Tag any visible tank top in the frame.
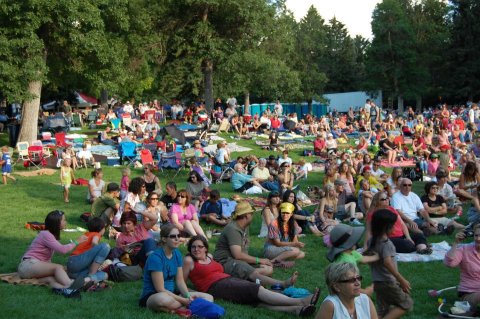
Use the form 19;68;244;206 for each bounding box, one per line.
323;294;371;319
144;175;157;194
188;258;230;292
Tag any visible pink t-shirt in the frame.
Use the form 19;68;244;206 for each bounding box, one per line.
444;243;480;293
120;176;130;191
169;204;197;224
116;223;150;249
22;231;76;262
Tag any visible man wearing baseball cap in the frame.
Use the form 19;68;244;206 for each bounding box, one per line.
213;201;298;288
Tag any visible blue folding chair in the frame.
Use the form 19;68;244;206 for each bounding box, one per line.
158;151;181;178
110;118;121;130
119;142;138;167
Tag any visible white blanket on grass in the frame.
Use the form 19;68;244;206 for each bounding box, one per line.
396;241;451;263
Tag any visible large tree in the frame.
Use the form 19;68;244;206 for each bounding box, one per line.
0;0;152;143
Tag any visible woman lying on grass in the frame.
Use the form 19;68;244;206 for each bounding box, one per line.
18;210;88;298
183;235;319;317
139;224;213;317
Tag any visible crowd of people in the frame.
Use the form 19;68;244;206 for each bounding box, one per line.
9;97;480;318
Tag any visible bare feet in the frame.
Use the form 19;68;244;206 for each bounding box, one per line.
284;271;299;287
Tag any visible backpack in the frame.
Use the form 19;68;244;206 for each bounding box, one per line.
188;298;225;319
106;264;143;282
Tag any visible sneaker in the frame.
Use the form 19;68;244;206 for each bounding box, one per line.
52;288;81;299
350;219;363;226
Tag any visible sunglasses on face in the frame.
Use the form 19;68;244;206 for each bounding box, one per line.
338;275;363;284
403;184;412;187
178;195;187;198
150;197;159;200
191;245;205;250
380;197;389;201
168;234;181;239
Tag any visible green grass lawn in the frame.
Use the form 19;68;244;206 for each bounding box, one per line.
0;130;465;318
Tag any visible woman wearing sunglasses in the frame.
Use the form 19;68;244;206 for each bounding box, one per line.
364;191;431;255
18;211;88;297
169;189;206;238
139;225;213;316
184;235;318;317
316;262;377;319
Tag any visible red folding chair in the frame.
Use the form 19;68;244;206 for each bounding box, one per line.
140;149;154;166
25;146;47;169
144;110;156;121
55;132;71;148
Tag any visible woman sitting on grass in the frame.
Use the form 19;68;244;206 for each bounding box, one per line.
264;203;305;268
183;235;319;317
169;189;207;238
139;225;213;316
18;210;88;297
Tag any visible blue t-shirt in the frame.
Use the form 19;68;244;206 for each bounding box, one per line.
141;248;183;299
231;172;253;190
199;200;223;219
2;153;12;173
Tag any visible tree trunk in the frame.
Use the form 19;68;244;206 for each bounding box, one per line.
397;95;404;113
244;92;250;114
416;95;422;112
100;89;108;107
204;60;214;111
18;80;42;144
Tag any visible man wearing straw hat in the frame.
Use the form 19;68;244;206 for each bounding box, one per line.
213;201;299;288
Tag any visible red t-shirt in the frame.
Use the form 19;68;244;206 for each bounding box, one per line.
271;118;281;129
313;139;326;150
71;232;101;256
367;206;404;238
189;258;230;292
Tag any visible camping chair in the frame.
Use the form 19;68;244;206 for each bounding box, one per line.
140;149;154;166
55;132;71;148
71;113;83;127
15;141;30;165
142;143;158;160
87;111;98;124
155;111;164;123
32;140;52;159
122;113;133;129
119;141;138;167
110;118;121;131
158;152;182;178
218;118;230;133
26;146;47;169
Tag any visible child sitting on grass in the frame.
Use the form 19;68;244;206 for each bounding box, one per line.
327;224;378;296
1;146;16;185
67;217;110;284
366;209;413;319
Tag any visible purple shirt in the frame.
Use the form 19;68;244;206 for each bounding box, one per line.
444;243;480;293
22;231;75;262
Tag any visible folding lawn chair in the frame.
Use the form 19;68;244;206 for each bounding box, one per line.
55;132;71;148
71;113;83;127
15;141;30;165
122;113;133;129
110;118;121;131
142;143;158;160
140;149;154;166
144;110;156;121
158;152;182;178
32;140;52;159
218;118;230;133
26;146;47;169
87;111;98;124
119;141;139;167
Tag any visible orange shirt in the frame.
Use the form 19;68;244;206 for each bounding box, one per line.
70;232;101;256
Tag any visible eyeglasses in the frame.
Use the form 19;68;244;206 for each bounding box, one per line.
150;197;159;200
338;275;363;284
191;245;205;250
190;176;197;179
281;212;292;215
431;187;439;190
179;195;187;198
168;234;181;239
402;184;412;187
380;197;389;201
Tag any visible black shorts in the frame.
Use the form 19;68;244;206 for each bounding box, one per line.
235;182;254;193
138;292;156;308
208;277;261;304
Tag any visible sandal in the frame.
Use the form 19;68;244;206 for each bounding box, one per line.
310;287;321;306
298;305;316;317
273;260;295;269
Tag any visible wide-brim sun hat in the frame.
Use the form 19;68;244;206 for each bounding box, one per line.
327;224;365;262
232;201;254;220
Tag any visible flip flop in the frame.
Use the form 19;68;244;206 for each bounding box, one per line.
298;305;316;317
310;287;321;306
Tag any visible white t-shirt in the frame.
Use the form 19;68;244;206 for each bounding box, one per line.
469;108;475;123
323;294;371;319
123;103;134;113
278;157;292;166
391;191;423;220
371;167;385;178
274;103;283;116
364;103;371;113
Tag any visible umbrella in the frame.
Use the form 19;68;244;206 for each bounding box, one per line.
164;124;186;146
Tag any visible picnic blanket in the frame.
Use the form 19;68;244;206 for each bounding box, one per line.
203;142;252;154
0;273;48;287
242;196;320;211
14;168;56;177
396;241;450;263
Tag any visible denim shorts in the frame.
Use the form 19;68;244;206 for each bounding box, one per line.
18;258;40;279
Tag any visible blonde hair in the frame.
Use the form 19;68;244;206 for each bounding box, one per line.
122;168;131;176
